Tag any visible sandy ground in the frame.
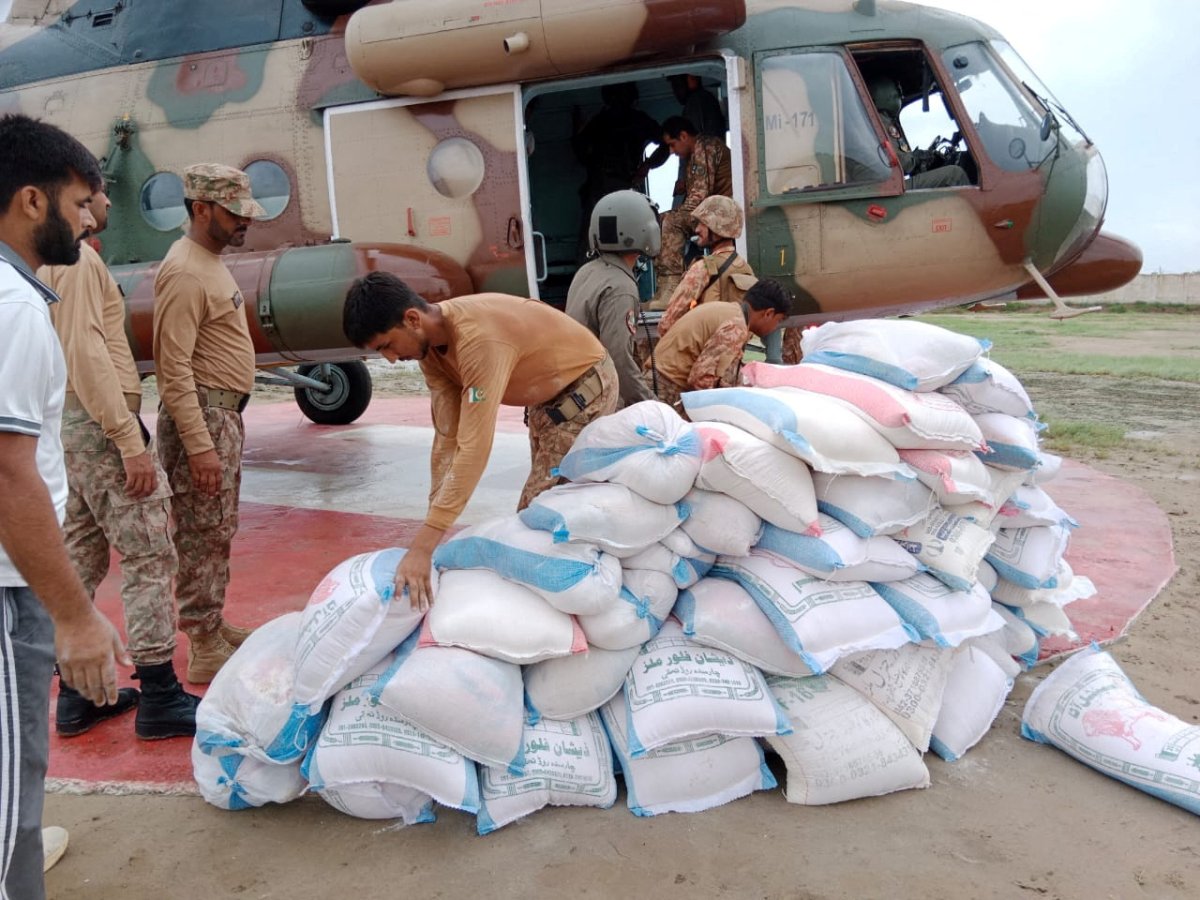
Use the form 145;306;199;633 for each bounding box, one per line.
45;337;1200;900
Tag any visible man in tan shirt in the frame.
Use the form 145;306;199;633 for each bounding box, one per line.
41;186;198;738
644;279;791;414
343;273;619;611
152;163;265;683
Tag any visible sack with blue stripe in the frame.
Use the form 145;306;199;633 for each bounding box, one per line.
433;514;622;616
303;657;477;823
195;612;324;765
191;743;306;811
554;399;701;504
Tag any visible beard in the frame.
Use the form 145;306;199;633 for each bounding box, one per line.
208;212;248;249
33;199;82;266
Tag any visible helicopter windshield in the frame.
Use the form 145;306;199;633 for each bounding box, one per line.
942;42;1057;172
990;40;1091;148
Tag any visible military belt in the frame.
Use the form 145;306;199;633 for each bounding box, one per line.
544;360;606;425
63;392;141;415
197;385;250;414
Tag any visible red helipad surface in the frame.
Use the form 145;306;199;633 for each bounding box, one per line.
45;397;1177;794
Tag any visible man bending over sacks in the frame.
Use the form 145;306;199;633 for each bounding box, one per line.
343;273;618;611
643;278;790;414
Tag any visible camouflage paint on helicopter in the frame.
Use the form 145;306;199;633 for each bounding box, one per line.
0;0;1141;423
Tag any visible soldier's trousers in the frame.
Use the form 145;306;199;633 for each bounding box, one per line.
519;355;619;510
157;407;244;638
62;413;178;665
656;208;695;278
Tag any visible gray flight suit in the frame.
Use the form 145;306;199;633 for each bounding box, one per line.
565;254;655;408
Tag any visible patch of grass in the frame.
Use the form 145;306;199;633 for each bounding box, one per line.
988;352;1200;382
1038;418;1127;455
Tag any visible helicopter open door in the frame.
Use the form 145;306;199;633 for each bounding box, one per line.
324;85;529;297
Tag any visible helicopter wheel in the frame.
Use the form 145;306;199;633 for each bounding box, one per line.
293;361;373;425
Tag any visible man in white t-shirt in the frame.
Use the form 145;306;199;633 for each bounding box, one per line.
0;113;130;900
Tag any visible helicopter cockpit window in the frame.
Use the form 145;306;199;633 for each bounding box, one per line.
990;41;1089;147
427;137;486;199
245;160;291;220
943;42;1057;172
758;51;891;195
139;172;187;232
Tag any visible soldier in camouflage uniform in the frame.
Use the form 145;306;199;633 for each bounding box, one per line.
652;116;733;307
154;163;266;683
643;279;791;416
657;195;757;336
40;186;199;739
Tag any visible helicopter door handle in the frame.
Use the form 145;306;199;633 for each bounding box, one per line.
532;230;548;282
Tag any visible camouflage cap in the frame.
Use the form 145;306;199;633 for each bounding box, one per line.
183;163;267;219
693;194;743;240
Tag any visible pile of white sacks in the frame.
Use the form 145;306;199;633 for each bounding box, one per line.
192;318;1101;832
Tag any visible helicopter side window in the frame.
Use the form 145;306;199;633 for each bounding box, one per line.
139;172;187;232
758;51;891;195
244;160;291;220
943;42;1057;172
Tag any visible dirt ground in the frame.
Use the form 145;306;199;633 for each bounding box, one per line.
45;328;1200;900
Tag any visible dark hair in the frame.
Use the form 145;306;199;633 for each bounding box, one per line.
0;114;102;212
343;271;431;347
661;116;697;140
745;279;793;317
184;197;198;220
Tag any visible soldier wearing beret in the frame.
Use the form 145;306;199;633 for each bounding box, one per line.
152;163;265;683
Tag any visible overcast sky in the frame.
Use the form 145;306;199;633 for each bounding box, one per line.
924;0;1198;273
3;0;1193;271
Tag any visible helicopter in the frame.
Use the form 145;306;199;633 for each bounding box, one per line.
0;0;1141;423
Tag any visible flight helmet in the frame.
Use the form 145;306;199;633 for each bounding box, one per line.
590;190;661;257
693;194;743;240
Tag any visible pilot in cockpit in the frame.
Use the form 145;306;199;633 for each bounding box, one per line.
869;75;970;189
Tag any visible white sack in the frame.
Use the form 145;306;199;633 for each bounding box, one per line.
986;524;1072;590
1022;645;1200;816
711;552;914;673
306;662;477;819
742;361;984;450
681;386;911;478
929;646;1014;761
554;399;702;504
432;514;622;615
519;481;685;557
694;421;820;535
601;691;777;816
989;602;1041;669
371;632;525;773
893;507;995;592
996;484;1078;529
812;470;934;538
974;412;1042;471
872;574;1002;648
990;558;1094;609
661;528;717;583
192;744;307;811
899;449;994;506
679;488;763;556
765;674;930;804
939;357;1036;419
623;621;790;756
674;578;814;678
196;612;322;765
421;568;587;664
799;319;988;391
524;645;640;721
577;568;675;650
831;643;956;752
756;516;923;583
476;713;616;834
293;548;430;714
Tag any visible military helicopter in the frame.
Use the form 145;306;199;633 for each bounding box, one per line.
0;0;1141;423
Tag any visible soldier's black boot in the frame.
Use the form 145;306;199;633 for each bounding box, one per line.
55;679;139;737
134;662;200;741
